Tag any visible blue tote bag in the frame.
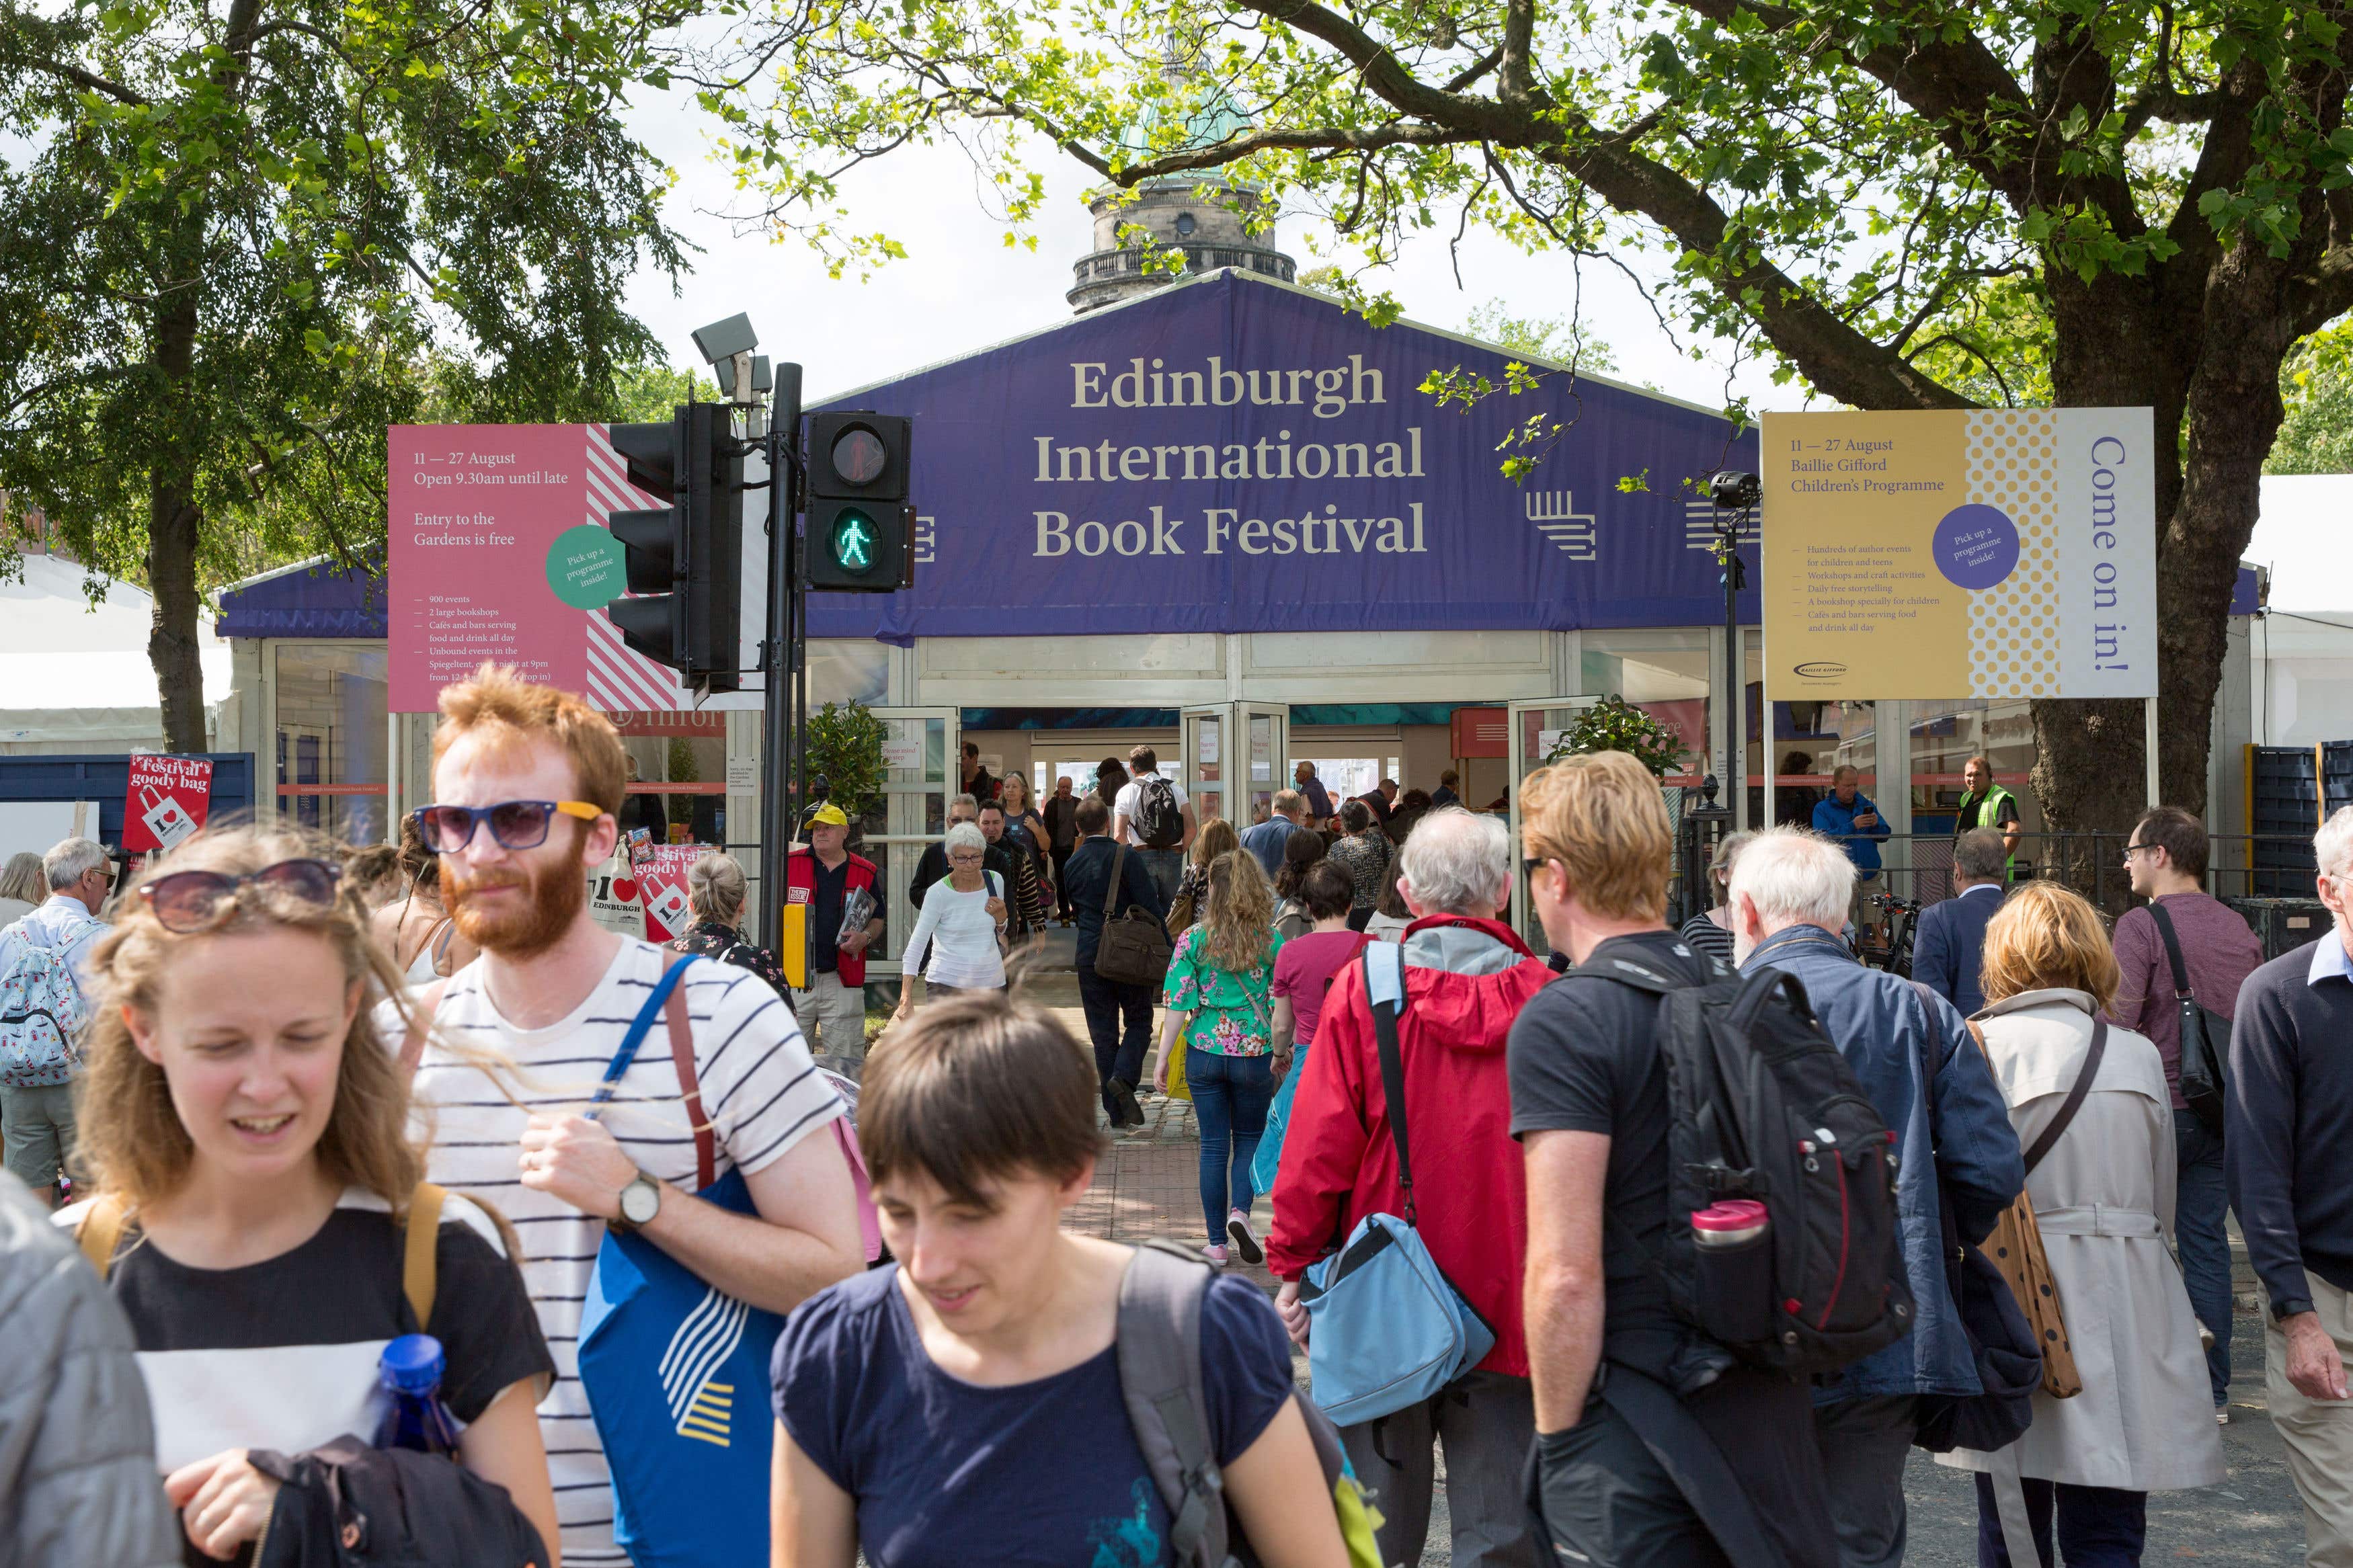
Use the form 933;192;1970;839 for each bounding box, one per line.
577;956;786;1568
1298;942;1493;1426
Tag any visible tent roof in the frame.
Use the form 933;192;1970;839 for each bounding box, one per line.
0;554;231;743
216;554;387;638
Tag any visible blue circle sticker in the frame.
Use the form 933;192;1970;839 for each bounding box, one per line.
1933;504;2020;590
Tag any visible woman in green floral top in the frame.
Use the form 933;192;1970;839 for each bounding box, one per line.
1154;850;1285;1265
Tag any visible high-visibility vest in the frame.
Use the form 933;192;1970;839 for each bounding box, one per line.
1956;784;2021;878
787;849;879;987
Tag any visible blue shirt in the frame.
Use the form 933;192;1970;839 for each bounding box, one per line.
17;895;107;1006
771;1263;1295;1567
1300;776;1334;821
1237;818;1294;880
1743;925;2024;1402
1811;792;1890;872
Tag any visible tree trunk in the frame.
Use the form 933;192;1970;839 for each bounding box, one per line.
148;292;208;755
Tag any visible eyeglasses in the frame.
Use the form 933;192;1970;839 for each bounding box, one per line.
412;800;602;853
140;859;342;934
1522;856;1554;879
2120;842;2156;864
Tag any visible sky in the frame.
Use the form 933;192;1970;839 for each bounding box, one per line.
615;89;1792;414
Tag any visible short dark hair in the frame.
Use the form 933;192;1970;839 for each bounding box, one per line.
2132;806;2208;879
860;994;1104;1207
1340;798;1373;833
963;741;978;759
978;800;1004;819
1439;770;1459;788
1128;745;1158;774
1953;827;2009;882
1300;860;1354;921
1076;796;1109;835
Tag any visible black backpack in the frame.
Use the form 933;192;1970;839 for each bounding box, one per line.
1579;948;1915;1377
1134;775;1185;850
248;1436;551;1567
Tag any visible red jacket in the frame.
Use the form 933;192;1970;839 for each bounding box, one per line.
1267;915;1554;1377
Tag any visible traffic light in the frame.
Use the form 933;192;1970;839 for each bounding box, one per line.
604;403;743;692
805;411;914;592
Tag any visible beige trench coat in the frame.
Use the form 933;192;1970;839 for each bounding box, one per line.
1938;988;2225;1493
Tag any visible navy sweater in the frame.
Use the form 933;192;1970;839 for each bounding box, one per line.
2226;934;2353;1317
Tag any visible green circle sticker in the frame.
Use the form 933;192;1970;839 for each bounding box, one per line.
547;525;626;609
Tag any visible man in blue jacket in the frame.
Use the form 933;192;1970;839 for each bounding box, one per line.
1812;765;1892;936
1912;829;2010;1016
1732;827;2024;1568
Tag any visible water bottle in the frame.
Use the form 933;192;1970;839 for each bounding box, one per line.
376;1333;463;1457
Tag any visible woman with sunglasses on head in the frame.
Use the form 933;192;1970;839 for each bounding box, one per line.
891;823;1008;1023
61;826;561;1565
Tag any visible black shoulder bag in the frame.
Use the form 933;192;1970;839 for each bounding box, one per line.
2148;901;2230;1136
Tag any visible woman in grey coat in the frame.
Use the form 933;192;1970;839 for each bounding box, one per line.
1940;882;2223;1565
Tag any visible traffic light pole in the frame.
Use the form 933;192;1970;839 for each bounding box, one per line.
760;364;804;954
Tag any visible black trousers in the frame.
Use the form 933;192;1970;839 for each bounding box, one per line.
1049;845;1075;917
1076;963;1152;1112
1972;1474;2146;1567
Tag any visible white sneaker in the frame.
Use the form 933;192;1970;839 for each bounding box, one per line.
1226;1209;1264;1266
2217;1407;2232;1426
1201;1244;1230;1266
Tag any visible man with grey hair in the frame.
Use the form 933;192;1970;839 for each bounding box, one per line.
906;792;1014;912
1731;827;2022;1568
2227;804;2353;1564
3;837;114;1201
1238;788;1305;878
1267;807;1555;1568
1912;827;2011;1016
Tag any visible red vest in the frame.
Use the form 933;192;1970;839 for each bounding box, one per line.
787;848;879;987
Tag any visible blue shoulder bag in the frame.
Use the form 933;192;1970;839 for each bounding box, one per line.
1298;942;1494;1426
577;955;786;1568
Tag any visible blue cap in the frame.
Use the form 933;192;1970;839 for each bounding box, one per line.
378;1333;446;1396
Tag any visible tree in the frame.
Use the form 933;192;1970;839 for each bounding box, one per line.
694;0;2353;845
0;0;686;750
2269;324;2353;472
1545;695;1689;779
805;700;891;821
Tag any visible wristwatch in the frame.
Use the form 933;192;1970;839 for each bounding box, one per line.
612;1170;662;1233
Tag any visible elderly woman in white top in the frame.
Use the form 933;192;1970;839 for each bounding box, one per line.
891;821;1009;1020
1940;882;2223;1566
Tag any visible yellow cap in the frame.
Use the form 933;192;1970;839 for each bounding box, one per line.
808;802;850;827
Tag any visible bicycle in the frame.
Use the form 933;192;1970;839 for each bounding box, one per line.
1856;892;1920;979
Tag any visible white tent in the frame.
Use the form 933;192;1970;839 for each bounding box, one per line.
0;553;234;753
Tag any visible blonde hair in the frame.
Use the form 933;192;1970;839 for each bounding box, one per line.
1199;850;1276;972
0;851;45;905
1519;751;1673;921
1979;882;2120;1010
432;662;627;815
77;825;426;1219
1190;817;1240;870
687;852;748;925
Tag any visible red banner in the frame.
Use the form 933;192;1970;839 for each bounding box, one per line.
627;840;710;942
124;754;214;852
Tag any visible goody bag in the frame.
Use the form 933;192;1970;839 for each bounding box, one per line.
578;956;783;1568
1297;943;1494;1426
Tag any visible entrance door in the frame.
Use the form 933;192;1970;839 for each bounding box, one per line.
1505;696;1599;956
1181;704;1226;829
859;706;957;979
1235;702;1289;827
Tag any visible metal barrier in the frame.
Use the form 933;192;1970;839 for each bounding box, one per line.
1804;829;2328;913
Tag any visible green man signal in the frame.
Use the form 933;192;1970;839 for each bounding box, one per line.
805;411;914;593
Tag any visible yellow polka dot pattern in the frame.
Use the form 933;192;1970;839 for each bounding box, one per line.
1964;410;2062;697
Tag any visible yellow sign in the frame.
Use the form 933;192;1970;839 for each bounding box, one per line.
776;901;808;989
1761;409;2156;700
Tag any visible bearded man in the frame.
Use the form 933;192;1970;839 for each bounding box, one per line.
390;663;861;1568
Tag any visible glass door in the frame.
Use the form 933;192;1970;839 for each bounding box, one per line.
1505;696;1599;957
859;706;957;979
1236;702;1289;827
1181;704;1226;829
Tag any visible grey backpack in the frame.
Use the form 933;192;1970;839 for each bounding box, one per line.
1115;1241;1383;1567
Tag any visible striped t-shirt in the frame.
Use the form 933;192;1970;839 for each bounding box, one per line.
400;938;845;1567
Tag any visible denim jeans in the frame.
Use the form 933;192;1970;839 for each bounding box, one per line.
1973;1474;2146;1567
2173;1108;2233;1407
1135;847;1186;909
1077;964;1154;1114
1185;1045;1273;1243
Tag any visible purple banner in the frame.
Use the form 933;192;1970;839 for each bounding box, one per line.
806;272;1758;641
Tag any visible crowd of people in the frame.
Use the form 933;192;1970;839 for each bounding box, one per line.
6;677;2353;1568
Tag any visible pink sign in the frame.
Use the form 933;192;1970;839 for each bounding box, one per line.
387;424;702;714
122;753;213;852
